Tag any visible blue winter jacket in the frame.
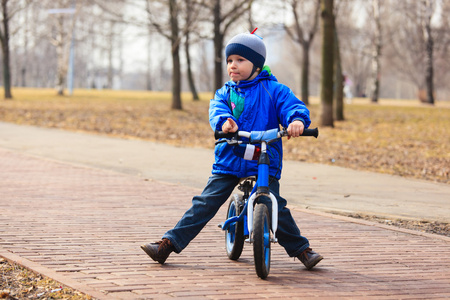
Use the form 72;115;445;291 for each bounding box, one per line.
209;69;311;179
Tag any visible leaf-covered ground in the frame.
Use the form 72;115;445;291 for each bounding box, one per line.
0;258;91;299
1;88;448;183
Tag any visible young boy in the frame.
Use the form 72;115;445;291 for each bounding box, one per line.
141;30;323;270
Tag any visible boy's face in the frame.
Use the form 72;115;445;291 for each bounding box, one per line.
227;54;257;82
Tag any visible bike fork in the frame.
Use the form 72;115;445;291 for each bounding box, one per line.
246;192;278;243
246;142;278;243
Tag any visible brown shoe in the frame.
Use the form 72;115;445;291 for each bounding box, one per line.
141;239;175;264
297;248;323;270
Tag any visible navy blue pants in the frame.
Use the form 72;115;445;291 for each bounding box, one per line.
163;174;310;257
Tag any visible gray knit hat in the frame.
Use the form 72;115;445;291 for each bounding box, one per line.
225;32;266;69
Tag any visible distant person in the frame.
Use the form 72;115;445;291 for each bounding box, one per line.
344;75;353;104
141;29;323;271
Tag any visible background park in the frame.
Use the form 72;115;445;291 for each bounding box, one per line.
0;0;449;299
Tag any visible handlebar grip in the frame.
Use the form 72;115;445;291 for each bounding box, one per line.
215;130;238;140
301;127;319;138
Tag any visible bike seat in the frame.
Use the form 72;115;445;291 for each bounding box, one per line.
239;176;256;184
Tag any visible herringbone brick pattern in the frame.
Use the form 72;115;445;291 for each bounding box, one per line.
1;148;449;299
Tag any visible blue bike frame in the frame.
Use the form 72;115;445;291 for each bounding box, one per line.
220;128;281;242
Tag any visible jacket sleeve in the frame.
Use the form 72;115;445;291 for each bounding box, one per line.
209;86;235;132
273;83;311;129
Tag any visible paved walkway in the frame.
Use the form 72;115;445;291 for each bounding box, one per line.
1;122;449;222
1;123;450;299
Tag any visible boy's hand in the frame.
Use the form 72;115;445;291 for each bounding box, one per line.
222;118;238;133
287;120;304;139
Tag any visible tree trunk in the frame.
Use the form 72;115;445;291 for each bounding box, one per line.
56;35;66;96
213;0;223;91
320;0;334;127
370;0;382;103
170;0;182;110
146;35;152;91
422;0;434;105
21;0;28;87
52;14;69;96
370;47;381;103
424;29;434;104
106;21;115;90
1;0;12;99
333;25;344;121
286;0;320;105
301;42;310;105
184;7;199;100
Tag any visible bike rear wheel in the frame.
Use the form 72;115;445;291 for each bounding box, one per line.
225;194;245;260
253;203;271;279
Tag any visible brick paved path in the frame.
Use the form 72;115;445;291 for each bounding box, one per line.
1;147;449;299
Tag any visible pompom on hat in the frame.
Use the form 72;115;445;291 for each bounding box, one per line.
225;28;266;69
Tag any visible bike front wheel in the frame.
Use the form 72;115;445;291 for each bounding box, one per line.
225;194;245;260
253;203;271;279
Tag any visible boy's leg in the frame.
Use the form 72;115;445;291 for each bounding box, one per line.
266;179;309;256
268;179;323;269
161;174;240;253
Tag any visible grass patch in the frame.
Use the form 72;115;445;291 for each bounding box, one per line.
1;88;448;183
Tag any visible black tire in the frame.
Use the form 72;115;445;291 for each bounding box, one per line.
225;194;245;260
253;203;271;279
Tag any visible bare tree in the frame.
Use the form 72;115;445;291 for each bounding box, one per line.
369;0;382;103
334;0;372;100
168;0;181;109
333;21;344;120
333;0;344;121
145;0;202;109
320;0;334;127
339;0;384;102
83;0;128;90
388;0;448;104
421;0;434;104
285;0;320;105
0;0;13;99
105;20;116;89
184;0;199;100
46;0;79;95
17;1;29;87
19;4;57;88
185;30;199;100
146;34;152;91
437;0;450;97
145;0;182;109
200;0;253;91
0;0;30;99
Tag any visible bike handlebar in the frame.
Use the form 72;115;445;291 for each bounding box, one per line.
214;131;239;140
214;127;319;140
297;127;319;138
